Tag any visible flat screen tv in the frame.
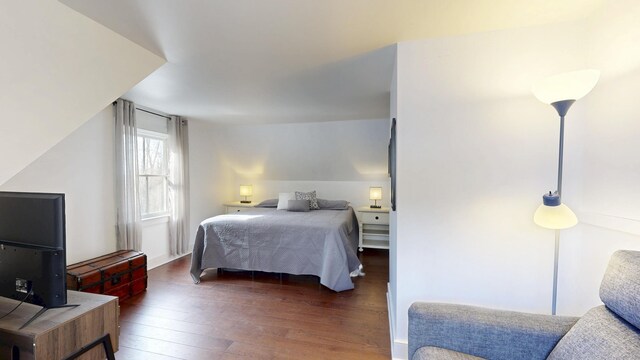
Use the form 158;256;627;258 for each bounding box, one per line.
0;192;68;319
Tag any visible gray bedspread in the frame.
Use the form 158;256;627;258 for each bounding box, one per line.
190;207;361;292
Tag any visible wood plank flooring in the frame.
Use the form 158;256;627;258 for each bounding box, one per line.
116;249;391;359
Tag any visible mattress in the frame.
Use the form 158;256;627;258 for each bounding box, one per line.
190;207;361;291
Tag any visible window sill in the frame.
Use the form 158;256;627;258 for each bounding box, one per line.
142;214;170;226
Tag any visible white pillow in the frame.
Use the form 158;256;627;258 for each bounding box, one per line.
277;192;295;210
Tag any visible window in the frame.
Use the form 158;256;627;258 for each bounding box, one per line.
137;129;169;218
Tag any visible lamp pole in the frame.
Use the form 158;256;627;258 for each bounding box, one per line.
549;99;574;315
552;230;560;315
533;70;598;317
551;99;574;197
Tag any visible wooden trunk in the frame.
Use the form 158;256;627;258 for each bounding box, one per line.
67;250;147;302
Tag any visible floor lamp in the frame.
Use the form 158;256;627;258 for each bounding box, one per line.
532;69;599;315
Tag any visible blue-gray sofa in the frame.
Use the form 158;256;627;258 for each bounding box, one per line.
408;250;640;359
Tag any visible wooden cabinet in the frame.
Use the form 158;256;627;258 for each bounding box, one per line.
224;202;256;214
357;206;390;252
0;291;118;360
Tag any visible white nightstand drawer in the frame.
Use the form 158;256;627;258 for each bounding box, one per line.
227;206;252;213
224;202;255;214
362;212;389;225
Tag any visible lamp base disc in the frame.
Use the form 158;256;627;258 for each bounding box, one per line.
370;205;382;209
240;201;252;204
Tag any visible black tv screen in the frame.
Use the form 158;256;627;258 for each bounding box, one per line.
0;192;65;250
0;192;67;308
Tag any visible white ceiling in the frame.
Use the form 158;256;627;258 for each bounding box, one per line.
60;0;603;124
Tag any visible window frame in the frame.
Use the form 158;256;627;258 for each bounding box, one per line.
137;128;170;220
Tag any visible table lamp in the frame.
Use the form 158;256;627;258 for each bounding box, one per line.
369;187;382;208
239;185;253;204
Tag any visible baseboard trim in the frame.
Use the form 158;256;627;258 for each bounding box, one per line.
387;284;395;357
147;252;191;270
387;283;409;359
392;339;409;360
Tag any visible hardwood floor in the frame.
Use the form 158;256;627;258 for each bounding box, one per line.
116;249;391;359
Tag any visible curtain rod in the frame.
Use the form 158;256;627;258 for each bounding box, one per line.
112;101;172;119
136;107;171;120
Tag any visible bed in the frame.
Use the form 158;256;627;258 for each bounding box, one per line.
189;207;362;292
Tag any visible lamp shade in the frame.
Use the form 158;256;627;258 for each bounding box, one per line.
369;187;382;201
532;69;600;104
239;185;253;197
533;203;578;230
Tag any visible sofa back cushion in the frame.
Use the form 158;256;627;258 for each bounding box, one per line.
599;250;640;329
548;306;640;359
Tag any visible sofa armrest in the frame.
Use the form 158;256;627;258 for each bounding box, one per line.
409;302;578;360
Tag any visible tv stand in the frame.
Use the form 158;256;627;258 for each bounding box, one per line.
19;303;80;330
0;291;118;359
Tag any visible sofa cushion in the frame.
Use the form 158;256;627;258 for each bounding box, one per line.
599;250;640;329
413;346;485;360
408;302;577;360
548;305;640;360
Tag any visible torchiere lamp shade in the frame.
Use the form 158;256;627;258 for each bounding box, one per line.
534;192;578;230
532;69;600;104
534;203;578;230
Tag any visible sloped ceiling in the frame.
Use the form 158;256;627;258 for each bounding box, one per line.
0;0;165;185
60;0;603;124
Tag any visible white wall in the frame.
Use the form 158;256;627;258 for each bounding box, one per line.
0;106;117;264
231;180;390;208
0;105;232;268
388;48;400;355
141;217;171;268
0;102;382;267
188;120;235;245
582;0;640;222
555;0;640;316
0;0;164;185
0;105;179;267
219;119;390;207
391;20;590;356
391;3;640;358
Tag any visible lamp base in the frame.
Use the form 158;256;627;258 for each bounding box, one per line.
370;205;382;209
240;200;252;204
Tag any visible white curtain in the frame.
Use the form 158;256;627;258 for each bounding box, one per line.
114;99;142;251
168;116;190;255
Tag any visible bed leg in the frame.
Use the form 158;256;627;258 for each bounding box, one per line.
279;273;283;284
251;271;255;280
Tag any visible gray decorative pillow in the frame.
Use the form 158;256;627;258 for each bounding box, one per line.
295;191;319;210
317;199;349;210
287;199;310;212
255;198;278;208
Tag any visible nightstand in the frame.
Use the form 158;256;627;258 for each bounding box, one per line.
224;201;255;214
356;206;390;252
